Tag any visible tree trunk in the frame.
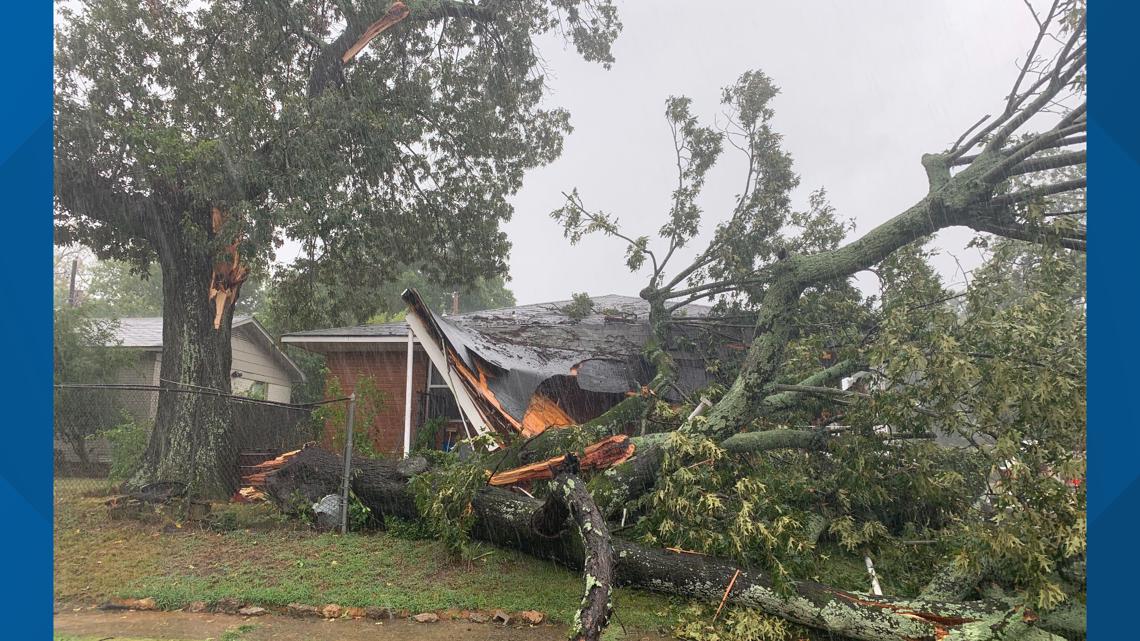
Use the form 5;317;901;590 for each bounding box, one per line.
132;230;237;498
264;450;1082;641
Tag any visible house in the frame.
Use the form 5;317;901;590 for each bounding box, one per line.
107;315;305;403
282;291;725;457
53;315;305;469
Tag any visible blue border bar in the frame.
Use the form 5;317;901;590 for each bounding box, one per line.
1087;2;1136;638
0;2;52;638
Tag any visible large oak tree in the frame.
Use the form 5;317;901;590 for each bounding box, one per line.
54;0;620;496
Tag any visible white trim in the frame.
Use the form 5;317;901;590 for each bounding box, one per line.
403;329;414;459
403;312;494;444
281;334;418;344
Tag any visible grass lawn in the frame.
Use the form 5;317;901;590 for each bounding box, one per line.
54;478;681;635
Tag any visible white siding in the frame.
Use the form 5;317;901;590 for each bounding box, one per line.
57;328;297;469
266;383;291;403
114;350;158;386
117;351;160;423
230;327;293;402
57;350;158;466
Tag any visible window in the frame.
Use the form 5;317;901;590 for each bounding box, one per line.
424;365;460;422
428;364;449;389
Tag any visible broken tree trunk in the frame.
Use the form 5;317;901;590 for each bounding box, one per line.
262;445;424;521
263;449;1082;641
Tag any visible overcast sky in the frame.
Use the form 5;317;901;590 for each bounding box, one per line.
500;0;1039;305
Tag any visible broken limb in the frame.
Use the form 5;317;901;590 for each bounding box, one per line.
531;464;615;641
265;451;1083;641
759;358;866;412
207;208;250;330
483;395;649;473
339;2;411;65
308;1;496;98
489;435;635;486
587;442;664;518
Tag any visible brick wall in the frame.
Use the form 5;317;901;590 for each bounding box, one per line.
324;348;430;456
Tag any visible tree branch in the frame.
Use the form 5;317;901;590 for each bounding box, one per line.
992;177;1086;207
308;0;496;98
531;469;614;641
760;359;866;411
981;103;1086;183
970;219;1086;252
1003;149;1086;180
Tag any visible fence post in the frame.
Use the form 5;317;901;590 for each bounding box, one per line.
339;392;356;535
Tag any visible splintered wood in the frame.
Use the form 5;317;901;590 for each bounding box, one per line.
488;435;636;486
208;207;249;330
240;448;302;487
342;2;411;64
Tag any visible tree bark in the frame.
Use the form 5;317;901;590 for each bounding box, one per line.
532;470;615;641
264;450;1081;641
132;226;238;498
263;445;423;521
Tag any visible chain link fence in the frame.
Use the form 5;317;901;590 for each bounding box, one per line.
52;384;351;500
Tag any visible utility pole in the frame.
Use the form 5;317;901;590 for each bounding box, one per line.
67;258;79;307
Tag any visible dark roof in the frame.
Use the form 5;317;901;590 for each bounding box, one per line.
282;294;710;339
402;291;718;425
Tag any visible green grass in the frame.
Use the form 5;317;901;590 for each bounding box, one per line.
221;624;259;641
54;479;679;634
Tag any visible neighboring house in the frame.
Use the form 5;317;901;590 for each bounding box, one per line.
107;315;305;403
283;292;725;457
54;315;304;468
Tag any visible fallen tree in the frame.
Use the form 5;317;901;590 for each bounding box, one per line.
263;446;1083;641
536;4;1087;638
261;4;1083;640
529;455;615;641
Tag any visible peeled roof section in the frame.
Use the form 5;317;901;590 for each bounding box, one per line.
401;289;717;433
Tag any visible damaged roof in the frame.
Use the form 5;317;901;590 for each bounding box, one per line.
401;291;720;433
282;294;710;340
284;293;732;436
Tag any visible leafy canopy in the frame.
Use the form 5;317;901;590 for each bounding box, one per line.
55;0;620;317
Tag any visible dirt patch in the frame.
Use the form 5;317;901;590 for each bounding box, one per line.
53;609;612;641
